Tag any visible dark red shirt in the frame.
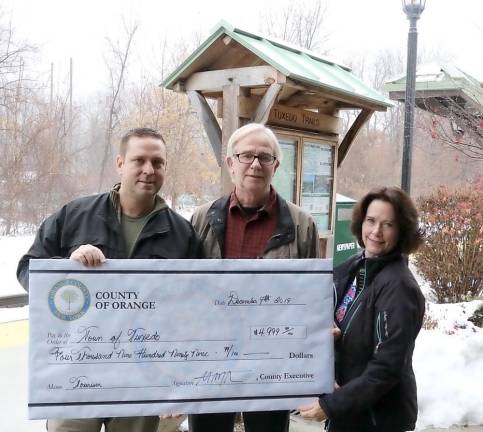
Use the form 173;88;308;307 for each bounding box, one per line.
224;188;278;259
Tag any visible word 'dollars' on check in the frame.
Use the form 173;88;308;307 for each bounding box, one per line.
28;258;334;419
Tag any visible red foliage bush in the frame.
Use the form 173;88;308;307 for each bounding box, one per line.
415;186;482;303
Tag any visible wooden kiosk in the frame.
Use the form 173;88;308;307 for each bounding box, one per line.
162;21;391;257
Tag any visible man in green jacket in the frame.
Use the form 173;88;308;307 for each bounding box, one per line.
189;123;319;432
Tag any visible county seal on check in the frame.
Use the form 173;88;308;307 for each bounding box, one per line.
27;258;334;420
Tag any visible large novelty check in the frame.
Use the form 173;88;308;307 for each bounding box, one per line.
28;259;334;419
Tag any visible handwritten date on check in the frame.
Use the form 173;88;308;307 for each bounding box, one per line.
28;259;334;419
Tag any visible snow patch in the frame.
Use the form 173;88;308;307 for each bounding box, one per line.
0;305;29;324
423;301;482;335
415;329;483;429
0;235;33;296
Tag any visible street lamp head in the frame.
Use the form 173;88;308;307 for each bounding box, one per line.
402;0;426;19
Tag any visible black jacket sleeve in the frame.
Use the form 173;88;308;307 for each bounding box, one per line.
16;209;65;291
319;276;424;418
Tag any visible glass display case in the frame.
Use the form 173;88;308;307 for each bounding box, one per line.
272;131;335;233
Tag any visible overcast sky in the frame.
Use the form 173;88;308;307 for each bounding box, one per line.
3;0;482;97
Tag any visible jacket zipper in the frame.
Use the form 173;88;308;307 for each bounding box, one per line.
369;408;377;426
342;302;362;340
375;312;383;354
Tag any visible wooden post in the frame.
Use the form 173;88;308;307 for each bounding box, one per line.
252;83;282;124
221;84;240;194
187;91;222;166
337;108;373;167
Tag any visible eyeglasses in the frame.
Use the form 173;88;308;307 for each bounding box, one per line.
234;152;277;166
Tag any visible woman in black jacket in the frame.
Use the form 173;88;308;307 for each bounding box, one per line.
299;187;425;432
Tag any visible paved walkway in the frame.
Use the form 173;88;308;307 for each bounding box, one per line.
0;319;45;431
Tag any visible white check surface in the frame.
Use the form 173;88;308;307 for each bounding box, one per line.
28;259;334;419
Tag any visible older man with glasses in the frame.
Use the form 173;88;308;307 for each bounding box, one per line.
188;123;320;432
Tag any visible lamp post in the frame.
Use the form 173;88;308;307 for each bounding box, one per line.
401;0;426;194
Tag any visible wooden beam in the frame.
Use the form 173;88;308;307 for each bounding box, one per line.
285;78;387;112
222;36;233;46
277;86;300;103
417;97;450;116
172;81;185;93
388;89;461;101
252;83;283;124
318;101;337;115
216;97;223;118
269;105;339;134
283;91;324;108
187;90;222;167
185;66;286;92
221;84;240;193
337;108;373;167
239;96;339;134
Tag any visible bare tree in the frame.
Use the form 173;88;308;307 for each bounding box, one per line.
0;16;37;234
0;72;84;234
124;35;220;207
120;79;219;208
97;21;139;191
260;0;330;53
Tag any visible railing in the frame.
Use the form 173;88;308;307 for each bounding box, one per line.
0;294;28;308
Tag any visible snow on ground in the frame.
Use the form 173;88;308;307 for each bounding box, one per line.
0;305;29;324
409;256;483;428
176;206;196;222
410;261;437;303
0;235;34;296
415;301;483;429
0;236;482;428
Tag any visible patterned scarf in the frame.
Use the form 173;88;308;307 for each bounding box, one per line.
335;263;366;323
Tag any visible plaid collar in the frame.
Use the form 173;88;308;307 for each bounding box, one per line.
229;186;278;218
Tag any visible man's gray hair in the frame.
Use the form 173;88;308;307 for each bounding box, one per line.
226;123;282;161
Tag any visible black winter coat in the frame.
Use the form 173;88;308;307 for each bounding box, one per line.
319;252;425;432
17;191;202;290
